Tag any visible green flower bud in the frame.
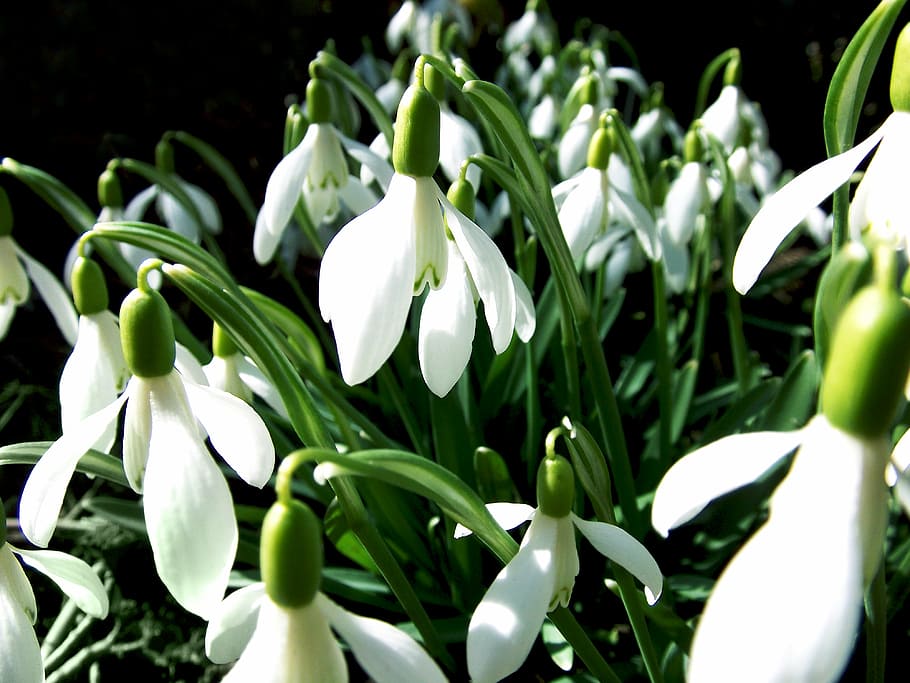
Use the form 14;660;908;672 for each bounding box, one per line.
446;177;475;221
97;168;123;209
71;257;109;316
0;187;12;237
683;126;704;164
260;499;323;608
580;73;599;106
723;51;742;87
821;285;910;437
813;242;872;368
891;23;910;112
392;83;440;178
155;139;176;174
424;63;446;102
211;321;239;359
306;77;333;124
536;454;575;518
586;126;612;171
119;288;176;378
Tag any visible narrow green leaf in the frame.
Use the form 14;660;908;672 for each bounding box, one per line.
670;360;699;442
83;496;146;535
0;442;129;488
1;157;97;231
116;158;208;235
760;350;820;432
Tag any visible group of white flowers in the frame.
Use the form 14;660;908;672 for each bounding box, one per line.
4;0;910;681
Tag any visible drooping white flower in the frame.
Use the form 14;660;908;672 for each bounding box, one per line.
0;235;77;345
557;103;598;180
0;528;109;683
732;110;910;294
501;0;557;55
385;0;471;55
438;107;483;190
652;415;890;683
658;160;710;293
457;498;662;683
205;583;448;683
125;177;222;243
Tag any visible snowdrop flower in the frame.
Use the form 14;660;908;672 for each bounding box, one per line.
558;101;598;180
501;0;557;56
0;504;109;683
124;139;222;245
0;188;78;345
319;74;528;392
256;77;388;265
385;0;471;55
19;280;276;619
652;282;910;683
457;455;662;683
207;496;447;683
554;126;659;263
59;256;129;453
700;83;744;151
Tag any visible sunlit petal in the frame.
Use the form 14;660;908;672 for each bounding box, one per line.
183;379;276;487
558;167;606;260
454;502;536;538
13;545;108;618
510;271;536;342
17;246;78;345
1;543;36;622
319;593;448;683
205;582;267;664
180;180;223;234
651;428;805;537
439;108;483;189
467;512;557;683
19;392;128;547
159;190;201;242
0;562;43;683
337;175;379;216
262;126;317;236
123;185;158;222
571;515;663;604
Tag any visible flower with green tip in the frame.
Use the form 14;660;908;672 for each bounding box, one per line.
456;457;662;683
1;512;108;683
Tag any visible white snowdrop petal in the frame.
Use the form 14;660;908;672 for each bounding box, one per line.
13;546;108;618
205;582;267;664
17;246;78;346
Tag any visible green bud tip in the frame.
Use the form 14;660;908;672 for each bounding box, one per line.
891;23;910;112
586;126;612;171
119;288;176;378
155;139;175;173
212;321;239;359
392;83;440;178
821;285;910;438
97;168;124;209
580;74;599;106
0;187;12;237
536;454;575;517
71;257;109;316
446;177;476;221
424;62;446;102
306;78;333;124
683;127;704;163
723;50;742;87
260;499;323;608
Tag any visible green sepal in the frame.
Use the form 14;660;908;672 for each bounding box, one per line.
891;23;910;111
821;285;910;437
71;257;109;315
97;167;123;209
155;138;176;173
119;288;176;378
561;418;613;523
392;84;440;177
306;77;334;124
0;187;11;237
260;499;323;608
586;126;612;171
446;177;476;220
212;321;239;358
536;454;575;518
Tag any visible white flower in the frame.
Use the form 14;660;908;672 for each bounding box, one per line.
205;583;448;683
125;177;222;243
19;368;275;619
319;172;527;394
732;111;910;294
652;415;890;683
557;104;598;180
0;236;77;345
385;0;471;55
659;161;710;293
501;4;557;55
59;310;129;453
203;352;289;420
438;107;483;190
256;125;387;265
1;539;108;683
457;502;662;683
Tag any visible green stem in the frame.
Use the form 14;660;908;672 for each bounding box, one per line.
650;260;673;473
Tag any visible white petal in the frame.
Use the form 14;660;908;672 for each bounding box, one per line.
510;271;536;342
687;419;885;683
0;556;43;683
174;342;209;386
143;373;238;619
467;513;557;683
17;246;78;345
0;236;29;304
439;108;483;188
253;208;282;265
733;118;891;294
611;183;659;261
223;598;347;683
1;543;36;622
701;84;742;150
123;185;158;221
571;515;663;604
660;230;689;295
159;190;201;242
651;428;805;537
319;594;448;683
454;502;536;539
418;244;475;397
343;132;394;192
205;582;267;664
442;196;516;353
413;176;448;292
665;162;708;245
203;354;254;403
13;545;108;618
558;167;606;260
183;379;276;487
0;301;16;340
337;175;379;216
19;392;128;547
180;179;223;234
318;179;415;385
236;356;289;419
558;104;596;179
122;378;152;492
262;127;316;237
